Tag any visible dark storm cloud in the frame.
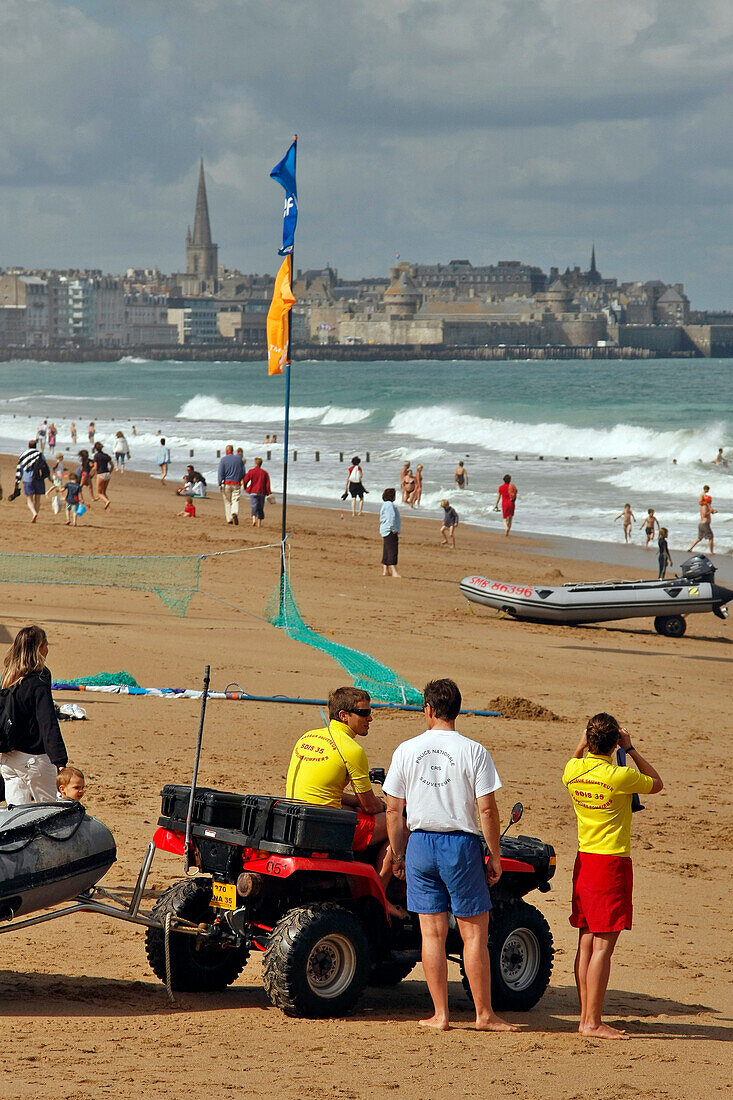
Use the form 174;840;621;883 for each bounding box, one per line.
0;0;731;305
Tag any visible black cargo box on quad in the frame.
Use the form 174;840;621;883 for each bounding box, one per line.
159;785;357;858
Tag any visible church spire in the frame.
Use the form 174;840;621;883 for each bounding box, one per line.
185;158;218;284
590;243;597;275
192;158;213;246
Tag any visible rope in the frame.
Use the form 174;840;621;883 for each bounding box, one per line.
164;912;176;1007
200;539;286;559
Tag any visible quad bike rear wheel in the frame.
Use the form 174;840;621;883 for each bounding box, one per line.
263;903;370;1018
145;878;249;992
460;899;554;1012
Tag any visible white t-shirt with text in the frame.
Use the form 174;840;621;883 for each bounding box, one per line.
383;729;501;835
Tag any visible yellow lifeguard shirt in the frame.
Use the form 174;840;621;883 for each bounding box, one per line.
562;753;655;857
286;720;372;807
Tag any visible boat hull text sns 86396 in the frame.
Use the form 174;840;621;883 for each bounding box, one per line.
460;555;733;638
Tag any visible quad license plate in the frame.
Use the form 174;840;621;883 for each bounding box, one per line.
211;881;237;910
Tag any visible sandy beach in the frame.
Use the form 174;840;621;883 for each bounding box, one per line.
0;458;730;1100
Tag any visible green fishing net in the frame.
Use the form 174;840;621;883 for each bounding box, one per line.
64;671;141;688
265;574;422;705
0;553;200;616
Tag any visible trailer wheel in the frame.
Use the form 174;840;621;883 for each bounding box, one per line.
654;615;686;638
145;878;248;992
263;903;370;1018
461;900;554;1012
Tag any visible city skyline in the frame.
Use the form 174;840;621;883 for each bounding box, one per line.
0;1;731;308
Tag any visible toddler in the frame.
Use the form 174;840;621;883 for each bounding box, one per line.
177;500;196;518
57;765;85;801
63;469;84;526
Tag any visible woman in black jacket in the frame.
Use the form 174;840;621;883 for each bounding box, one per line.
0;625;68;804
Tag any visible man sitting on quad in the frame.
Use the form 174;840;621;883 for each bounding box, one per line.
286;686;387;858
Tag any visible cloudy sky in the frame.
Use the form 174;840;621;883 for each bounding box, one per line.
1;0;731;306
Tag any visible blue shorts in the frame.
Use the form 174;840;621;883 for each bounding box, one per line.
406;830;492;917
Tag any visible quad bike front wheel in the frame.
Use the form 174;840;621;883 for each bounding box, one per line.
263;903;370;1018
461;899;554;1012
145;878;249;992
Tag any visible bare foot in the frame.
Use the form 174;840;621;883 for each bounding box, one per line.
31;513;38;523
419;1016;450;1031
580;1022;628;1040
104;501;110;510
391;572;401;578
475;1015;520;1032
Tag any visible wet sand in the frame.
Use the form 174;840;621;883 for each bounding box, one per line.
0;459;730;1099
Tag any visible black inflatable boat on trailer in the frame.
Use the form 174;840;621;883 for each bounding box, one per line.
460;555;733;637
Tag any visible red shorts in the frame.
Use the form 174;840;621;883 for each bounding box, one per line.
353;811;376;852
502;503;515;519
570;851;633;933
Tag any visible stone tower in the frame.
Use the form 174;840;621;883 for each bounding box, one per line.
186;159;218;279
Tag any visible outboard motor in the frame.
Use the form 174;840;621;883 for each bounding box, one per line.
681;555;716;585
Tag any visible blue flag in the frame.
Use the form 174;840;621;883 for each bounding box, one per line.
270;138;298;256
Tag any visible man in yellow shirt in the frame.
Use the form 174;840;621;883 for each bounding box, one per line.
563;712;663;1040
286;686;387;853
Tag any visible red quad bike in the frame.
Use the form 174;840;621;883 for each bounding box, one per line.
147;773;556;1019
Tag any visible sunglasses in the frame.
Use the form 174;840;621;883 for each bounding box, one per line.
349;707;372;718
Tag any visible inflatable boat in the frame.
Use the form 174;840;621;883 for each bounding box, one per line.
460;555;733;637
0;801;116;920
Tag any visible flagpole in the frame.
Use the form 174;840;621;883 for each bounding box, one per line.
279;136;297;601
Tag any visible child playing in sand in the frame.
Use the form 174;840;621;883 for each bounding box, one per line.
639;508;659;548
614;504;635;543
63;469;84;526
57;766;85;801
178;500;196;518
440;499;459;548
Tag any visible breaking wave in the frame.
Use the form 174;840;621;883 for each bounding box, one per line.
177;394;372;425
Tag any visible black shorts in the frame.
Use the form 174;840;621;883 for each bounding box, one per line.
349;483;364;498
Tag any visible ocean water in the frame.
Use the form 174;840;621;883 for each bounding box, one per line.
0;356;731;554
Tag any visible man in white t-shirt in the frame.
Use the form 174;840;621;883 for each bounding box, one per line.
384;678;518;1033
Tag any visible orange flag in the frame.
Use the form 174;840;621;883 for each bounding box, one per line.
267;255;296;375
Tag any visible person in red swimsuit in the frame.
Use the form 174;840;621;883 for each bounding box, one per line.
494;474;518;536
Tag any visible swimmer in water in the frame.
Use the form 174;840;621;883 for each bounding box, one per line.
454;461;468;489
614;504;636;544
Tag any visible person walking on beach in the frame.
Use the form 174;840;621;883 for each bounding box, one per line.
411;464;423;507
15;440;50;523
217;445;245;525
76;450;96;500
379;488;401;577
63;469;84;527
563;713;663;1040
113;430;130;472
454;461;468;489
639;508;659;549
440;499;458;548
88;422;95;446
657;528;673;579
494;474;518;536
47;423;57;452
36;420;48;453
0;625;68;804
70;421;77;445
688;493;716;554
157;437;171;482
91;441;113;510
384;678;518;1033
243;457;273;528
344;456;366;517
614;504;636;544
